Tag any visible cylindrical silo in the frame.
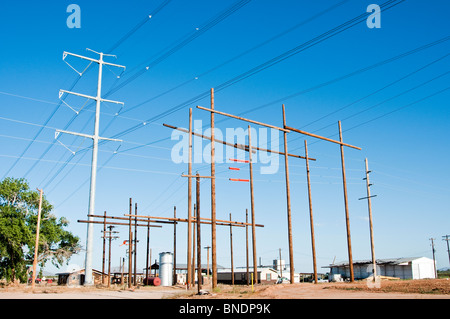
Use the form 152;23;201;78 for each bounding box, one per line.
159;252;173;286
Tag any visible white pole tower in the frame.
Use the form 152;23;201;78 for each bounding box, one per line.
58;49;125;285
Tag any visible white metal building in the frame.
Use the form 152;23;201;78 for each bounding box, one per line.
325;257;436;280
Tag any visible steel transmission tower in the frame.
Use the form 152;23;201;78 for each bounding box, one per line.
58;49;125;285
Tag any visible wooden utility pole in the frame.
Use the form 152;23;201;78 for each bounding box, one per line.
281;104;295;284
430;238;437;278
102;211;107;285
443;235;450;268
173;206;177;285
248;125;258;284
196;173;202;294
210;88;217;289
338;121;354;282
181;173;215;289
128;198;133;288
106;225;119;288
134;203;138;286
282;105;360;283
246;208;249;286
193;104;316;285
187;108;193;289
192;203;196;286
305;140;318;284
229;213;234;286
146;219;151;284
359;158;377;280
31;188;43;290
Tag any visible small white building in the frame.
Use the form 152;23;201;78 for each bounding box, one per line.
325;257;436;280
217;268;280;284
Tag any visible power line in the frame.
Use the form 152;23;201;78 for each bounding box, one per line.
107;0;252;96
103;0;406;141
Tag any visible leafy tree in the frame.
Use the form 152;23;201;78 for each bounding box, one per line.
0;177;80;284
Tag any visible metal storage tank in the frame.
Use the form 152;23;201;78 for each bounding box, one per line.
159;252;173;286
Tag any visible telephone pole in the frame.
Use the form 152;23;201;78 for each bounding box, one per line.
58;49;125;286
443;235;450;268
430;238;437;278
359;158;377;281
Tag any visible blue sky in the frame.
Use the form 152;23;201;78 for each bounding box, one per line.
0;0;449;275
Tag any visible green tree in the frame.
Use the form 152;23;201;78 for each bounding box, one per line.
0;177;80;284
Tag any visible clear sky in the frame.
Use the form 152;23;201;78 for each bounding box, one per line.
0;0;449;275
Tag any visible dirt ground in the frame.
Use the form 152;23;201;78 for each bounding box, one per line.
0;279;449;299
178;278;450;299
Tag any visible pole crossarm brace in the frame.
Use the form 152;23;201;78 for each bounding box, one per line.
358;195;377;201
78;219;163;228
197;106;290;133
63;50;126;70
59;89;125;106
55;129;123;143
181;174;215;179
284;125;362;150
123;214;263;228
86;214;169;225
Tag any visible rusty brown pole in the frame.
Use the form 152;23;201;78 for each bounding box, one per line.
102;211;107;285
210;88;217;289
146;219;150;284
173;206;177;285
246;208;249;286
229;213;234;286
305;140;318;284
134;203;138;286
128;198;132;288
192;203;196;286
187;108;193;289
248;125;257;284
196;173;202;294
338;121;354;282
281;104;295;284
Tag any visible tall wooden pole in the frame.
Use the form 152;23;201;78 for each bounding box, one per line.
102;211;107;285
305;140;318;284
31;188;43;290
134;203;138;286
248;125;258;284
128;198;132;288
173;206;177;285
364;158;377;280
210;88;217;289
192;204;196;286
246;208;249;286
107;225;114;288
229;213;234;286
146;219;150;284
338;121;354;282
430;238;437;278
281;104;295;284
187;108;193;289
196;173;202;293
